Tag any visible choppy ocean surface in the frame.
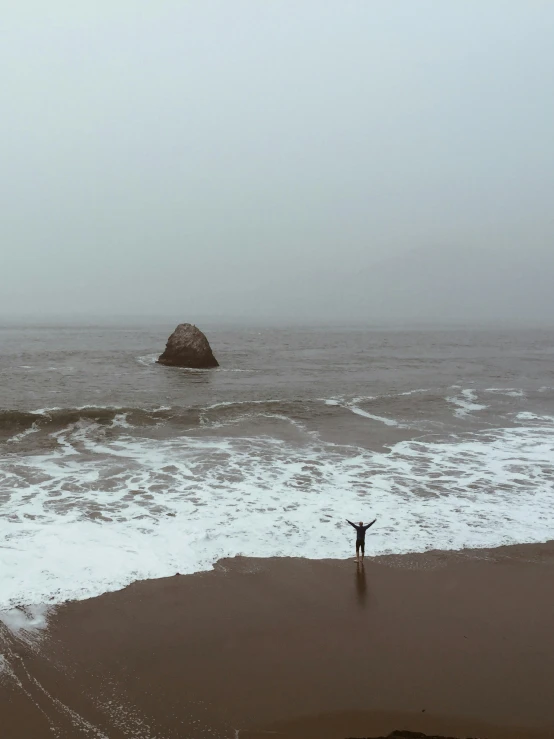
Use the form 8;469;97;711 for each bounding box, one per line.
1;323;554;612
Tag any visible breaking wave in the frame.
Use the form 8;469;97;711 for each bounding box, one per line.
1;405;553;610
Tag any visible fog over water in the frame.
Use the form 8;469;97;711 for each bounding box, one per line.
2;2;553;323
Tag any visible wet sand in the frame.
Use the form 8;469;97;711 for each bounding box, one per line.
2;543;554;738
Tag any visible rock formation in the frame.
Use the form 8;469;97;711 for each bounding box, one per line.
157;324;219;369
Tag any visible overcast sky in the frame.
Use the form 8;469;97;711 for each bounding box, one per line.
2;1;553;321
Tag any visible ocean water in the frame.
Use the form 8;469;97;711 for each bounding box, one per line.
1;323;554;612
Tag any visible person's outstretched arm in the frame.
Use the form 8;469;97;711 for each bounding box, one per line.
363;519;377;530
346;520;357;529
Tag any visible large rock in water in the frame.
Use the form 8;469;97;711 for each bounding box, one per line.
157;324;219;368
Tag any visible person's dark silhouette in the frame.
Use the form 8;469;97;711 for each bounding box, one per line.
346;518;376;561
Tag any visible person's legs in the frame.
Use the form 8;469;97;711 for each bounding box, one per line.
360;540;365;560
355;540;361;561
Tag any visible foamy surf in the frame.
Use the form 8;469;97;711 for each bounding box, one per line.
349;407;404;427
447;389;488;417
1;413;553;613
0;605;50;638
136;354;254;372
323;396;407;427
7;423;40;444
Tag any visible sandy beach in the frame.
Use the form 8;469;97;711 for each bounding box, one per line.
2;542;554;738
4;0;554;734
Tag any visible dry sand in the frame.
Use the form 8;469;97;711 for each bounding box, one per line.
2;542;554;738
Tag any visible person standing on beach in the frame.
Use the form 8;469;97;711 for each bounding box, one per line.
346;519;376;562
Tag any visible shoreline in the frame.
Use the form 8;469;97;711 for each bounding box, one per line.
2;542;554;738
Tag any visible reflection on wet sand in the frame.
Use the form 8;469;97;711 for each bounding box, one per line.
355;560;367;607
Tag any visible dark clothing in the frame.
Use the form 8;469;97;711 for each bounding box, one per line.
356;539;365;555
347;520;375;541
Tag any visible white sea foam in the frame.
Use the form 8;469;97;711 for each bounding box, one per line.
517;412;554;422
140;353;245;371
397;389;429;396
204;399;284;411
1;414;554;613
485;388;525;398
322;396;405;427
349;407;403;427
111;414;132;429
144;354;255;371
136;354;158;366
0;605;50;636
7;423;40;444
447;389;488;417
